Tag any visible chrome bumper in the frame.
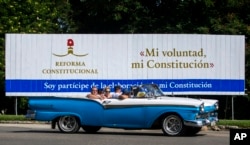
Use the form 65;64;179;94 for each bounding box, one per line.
184;117;218;127
25;110;36;119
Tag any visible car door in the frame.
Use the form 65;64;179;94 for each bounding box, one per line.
102;99;146;128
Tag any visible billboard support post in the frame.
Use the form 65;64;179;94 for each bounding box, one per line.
15;97;18;115
232;96;234;120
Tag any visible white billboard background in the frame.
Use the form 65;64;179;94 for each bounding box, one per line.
5;34;245;96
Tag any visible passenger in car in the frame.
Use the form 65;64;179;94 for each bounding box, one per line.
112;85;123;98
103;87;112;99
87;86;104;100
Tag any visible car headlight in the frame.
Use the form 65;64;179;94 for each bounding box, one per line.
199;103;204;113
214;102;219;110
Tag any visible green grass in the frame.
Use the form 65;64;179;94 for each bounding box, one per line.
217;120;250;128
0;115;28;121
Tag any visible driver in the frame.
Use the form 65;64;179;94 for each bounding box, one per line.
112;85;123;98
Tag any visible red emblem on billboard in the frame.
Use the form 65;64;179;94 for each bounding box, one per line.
67;39;74;46
53;38;88;57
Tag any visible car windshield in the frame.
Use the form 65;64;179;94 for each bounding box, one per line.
133;84;165;98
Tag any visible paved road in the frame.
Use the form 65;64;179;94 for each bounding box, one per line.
0;124;229;145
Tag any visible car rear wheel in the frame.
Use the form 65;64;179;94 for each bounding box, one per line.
82;125;101;133
162;114;185;136
58;116;80;133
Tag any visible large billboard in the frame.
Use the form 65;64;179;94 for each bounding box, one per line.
5;34;245;96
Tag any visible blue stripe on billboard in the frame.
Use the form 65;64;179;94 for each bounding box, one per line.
5;79;245;93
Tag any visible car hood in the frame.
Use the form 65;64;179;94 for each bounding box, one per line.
156;96;203;106
158;96;217;105
156;96;218;112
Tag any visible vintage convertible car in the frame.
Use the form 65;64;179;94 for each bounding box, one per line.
26;84;219;136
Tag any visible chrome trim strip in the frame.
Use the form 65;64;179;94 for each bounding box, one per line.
103;104;197;109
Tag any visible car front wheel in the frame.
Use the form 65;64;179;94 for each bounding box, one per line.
58;116;80;133
162;114;185;136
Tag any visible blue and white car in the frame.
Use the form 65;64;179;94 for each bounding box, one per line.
26;84;218;136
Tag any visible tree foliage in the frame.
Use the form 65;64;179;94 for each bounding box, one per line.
70;0;249;35
0;0;75;114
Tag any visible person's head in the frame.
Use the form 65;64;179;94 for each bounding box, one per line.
91;86;98;95
104;87;111;95
114;85;121;92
